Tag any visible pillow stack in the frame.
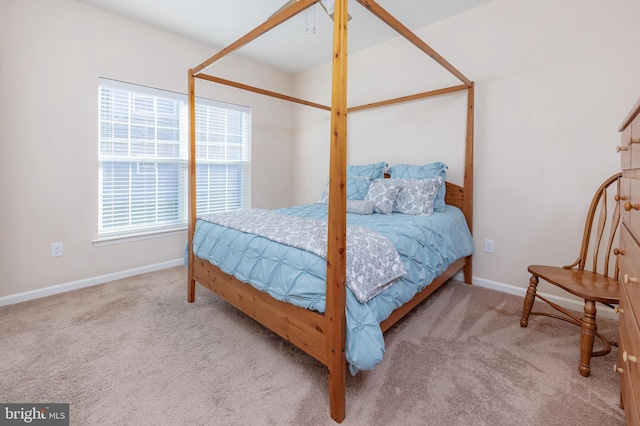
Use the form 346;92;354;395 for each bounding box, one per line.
318;161;447;216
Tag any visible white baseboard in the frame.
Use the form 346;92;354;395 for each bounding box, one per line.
1;266;617;322
0;259;184;307
454;273;618;320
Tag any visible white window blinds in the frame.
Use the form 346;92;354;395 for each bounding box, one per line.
98;78;250;238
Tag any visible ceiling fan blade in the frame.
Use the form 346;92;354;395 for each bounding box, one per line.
268;0;352;22
319;0;352;21
269;0;299;19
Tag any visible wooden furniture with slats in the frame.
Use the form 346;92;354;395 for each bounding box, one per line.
615;96;640;424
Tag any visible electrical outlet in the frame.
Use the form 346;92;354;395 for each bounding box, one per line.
484;239;495;254
51;242;63;257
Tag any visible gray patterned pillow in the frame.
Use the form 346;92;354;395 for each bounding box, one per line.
346;200;376;215
392;176;443;215
387;162;447;212
364;179;402;215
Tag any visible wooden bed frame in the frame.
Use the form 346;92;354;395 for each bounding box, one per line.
186;1;474;422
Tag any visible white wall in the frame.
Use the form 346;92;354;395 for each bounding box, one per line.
4;0;640;304
0;0;295;299
291;0;640;298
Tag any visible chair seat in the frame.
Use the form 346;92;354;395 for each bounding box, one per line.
528;264;619;305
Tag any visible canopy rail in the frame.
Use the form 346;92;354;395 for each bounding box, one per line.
356;0;472;87
195;73;331;111
192;0;320;76
194;72;469;114
348;84;469;113
191;0;471;88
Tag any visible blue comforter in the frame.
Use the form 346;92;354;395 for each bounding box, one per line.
189;203;474;374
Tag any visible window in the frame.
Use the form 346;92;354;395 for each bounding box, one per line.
98;78;250;239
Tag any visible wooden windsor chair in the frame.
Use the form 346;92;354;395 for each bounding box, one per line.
520;173;622;377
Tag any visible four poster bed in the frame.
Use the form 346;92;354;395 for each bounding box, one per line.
187;0;475;422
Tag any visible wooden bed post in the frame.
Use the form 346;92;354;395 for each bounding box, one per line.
325;0;348;422
463;83;474;284
187;69;196;303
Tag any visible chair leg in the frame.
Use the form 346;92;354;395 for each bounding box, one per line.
520;275;538;327
579;299;597;377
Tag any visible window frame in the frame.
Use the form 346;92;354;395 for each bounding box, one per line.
96;78;251;243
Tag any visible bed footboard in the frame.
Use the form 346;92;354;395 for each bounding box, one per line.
193;256;329;365
193;254;469;359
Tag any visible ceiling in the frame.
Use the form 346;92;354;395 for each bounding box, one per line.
75;0;493;74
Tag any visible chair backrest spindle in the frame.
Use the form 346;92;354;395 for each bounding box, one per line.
592;189;605;273
603;179;621;279
574;173;622;277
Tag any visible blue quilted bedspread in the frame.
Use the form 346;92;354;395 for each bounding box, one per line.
188;203;474;374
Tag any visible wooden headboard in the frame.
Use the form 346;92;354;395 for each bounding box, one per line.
444;182;464;211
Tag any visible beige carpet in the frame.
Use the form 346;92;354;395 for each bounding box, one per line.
0;267;625;425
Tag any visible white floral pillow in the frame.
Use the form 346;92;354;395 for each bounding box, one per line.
392;176;443;215
364;179;402;215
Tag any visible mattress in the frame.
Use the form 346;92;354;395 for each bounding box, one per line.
189;203;474;374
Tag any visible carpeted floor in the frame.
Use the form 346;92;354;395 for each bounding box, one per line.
0;267;625;425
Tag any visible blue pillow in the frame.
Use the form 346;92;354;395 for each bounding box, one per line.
318;176;372;203
387;162;447;212
346;162;387;179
